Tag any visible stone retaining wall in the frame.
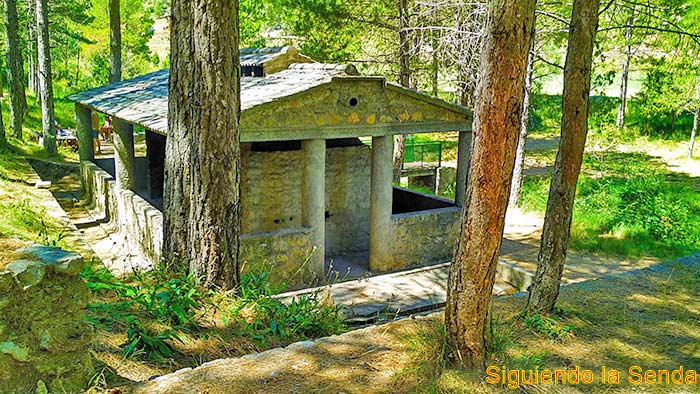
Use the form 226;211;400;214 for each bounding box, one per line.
0;245;92;394
82;161;162;270
391;206;461;269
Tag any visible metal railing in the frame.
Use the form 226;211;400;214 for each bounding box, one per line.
402;141;443;170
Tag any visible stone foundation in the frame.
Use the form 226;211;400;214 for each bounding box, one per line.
0;245;93;394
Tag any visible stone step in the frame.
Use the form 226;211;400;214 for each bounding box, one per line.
279;260;523;324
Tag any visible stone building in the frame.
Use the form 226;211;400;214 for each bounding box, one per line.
68;47;473;286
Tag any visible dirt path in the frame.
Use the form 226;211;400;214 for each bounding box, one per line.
501;207;659;284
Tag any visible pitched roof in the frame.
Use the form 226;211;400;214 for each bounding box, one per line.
67;64;354;134
240;46;313;72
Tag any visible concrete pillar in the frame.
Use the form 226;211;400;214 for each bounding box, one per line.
455;131;471;206
75;104;94;162
369;135;394;272
113;118;135;190
301;139;326;278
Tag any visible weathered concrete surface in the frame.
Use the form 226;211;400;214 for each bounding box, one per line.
301;139;326;276
112;119;136;191
280;261;518;323
125;315;438;394
369;135;394;271
0;245;93;394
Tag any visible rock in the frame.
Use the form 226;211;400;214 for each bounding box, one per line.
0;245;93;393
4;260;46;289
0;341;30;362
15;245;84;276
35;180;52;189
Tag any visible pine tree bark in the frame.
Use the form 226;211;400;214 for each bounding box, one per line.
27;0;39;96
0;64;5;144
445;0;536;370
35;0;55;154
509;34;536;208
689;109;698;158
527;0;600;314
163;0;241;290
4;0;27;139
616;16;633;129
109;0;122;83
392;0;411;182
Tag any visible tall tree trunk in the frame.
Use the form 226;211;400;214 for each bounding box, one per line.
36;0;55;154
671;112;677;133
0;59;5;145
392;0;411;183
431;12;439;97
690;109;698;158
26;0;38;96
5;0;27;139
527;0;600;314
109;0;122;83
615;16;633;129
163;0;241;289
509;32;536;208
446;0;536;370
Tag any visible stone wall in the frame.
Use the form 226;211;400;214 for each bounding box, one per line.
82;161;314;284
391;206;461;270
241;144;371;256
240;228;315;288
0;245;92;394
324;145;371;254
82;161;162;271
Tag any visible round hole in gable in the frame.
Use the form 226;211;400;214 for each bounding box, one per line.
349;97;359;107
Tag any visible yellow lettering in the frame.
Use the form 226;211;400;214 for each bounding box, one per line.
485;366;500;385
645;370;656;384
629;366;642;385
507;370;520;389
541;370;552;384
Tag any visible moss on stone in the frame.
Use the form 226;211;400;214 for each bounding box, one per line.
0;245;93;394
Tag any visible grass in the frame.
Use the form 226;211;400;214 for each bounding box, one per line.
0;143;75;266
519;149;700;260
83;262;346;386
406;93;700;261
399;260;700;393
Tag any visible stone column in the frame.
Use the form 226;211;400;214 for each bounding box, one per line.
301;139;326;278
113;118;135;190
455;131;471;206
75;104;94;162
369;135;393;272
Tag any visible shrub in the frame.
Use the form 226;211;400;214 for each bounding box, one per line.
83;262;346;361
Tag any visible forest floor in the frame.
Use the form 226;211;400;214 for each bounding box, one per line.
122;252;700;394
